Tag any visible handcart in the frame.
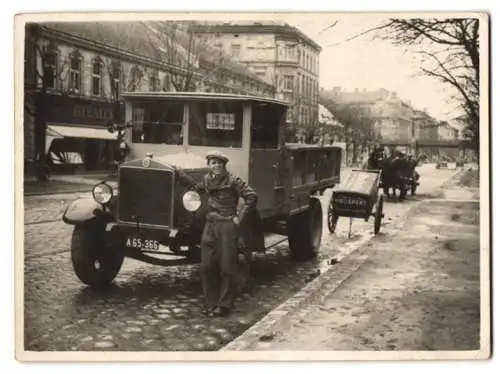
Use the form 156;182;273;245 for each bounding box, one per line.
327;169;385;237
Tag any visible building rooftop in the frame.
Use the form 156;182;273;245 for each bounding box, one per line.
190;21;322;52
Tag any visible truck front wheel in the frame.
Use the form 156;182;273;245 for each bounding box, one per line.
287;197;323;260
71;223;124;288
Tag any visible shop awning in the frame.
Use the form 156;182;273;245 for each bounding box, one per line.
47;123;118;140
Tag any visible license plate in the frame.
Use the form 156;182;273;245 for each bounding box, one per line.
125;237;160;251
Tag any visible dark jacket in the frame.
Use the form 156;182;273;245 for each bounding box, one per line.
179;170;257;223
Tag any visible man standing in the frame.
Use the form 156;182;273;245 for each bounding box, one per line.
178;150;257;317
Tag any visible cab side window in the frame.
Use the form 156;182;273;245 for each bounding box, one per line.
251;103;284;149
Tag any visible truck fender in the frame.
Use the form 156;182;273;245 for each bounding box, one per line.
62;197;112;225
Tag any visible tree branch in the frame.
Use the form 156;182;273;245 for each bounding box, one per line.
387;19;463;46
326;21;392;47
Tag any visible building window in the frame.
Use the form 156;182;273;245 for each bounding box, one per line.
128;66;142;91
231;44;241;57
111;62;122;99
91;58;103;96
69;51;82;93
284;92;293;104
149;72;159;91
163;73;171;91
286;44;296;60
42;47;58;89
284;75;294;90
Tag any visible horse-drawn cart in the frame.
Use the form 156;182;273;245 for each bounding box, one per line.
327;169;385;236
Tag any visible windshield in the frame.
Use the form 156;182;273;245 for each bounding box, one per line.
131;101;184;145
188;102;243;148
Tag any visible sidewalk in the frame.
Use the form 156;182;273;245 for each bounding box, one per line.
223;171;483;353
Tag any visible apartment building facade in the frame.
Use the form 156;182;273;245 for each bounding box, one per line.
322;88;416;148
24;22;274;172
192;21;322;130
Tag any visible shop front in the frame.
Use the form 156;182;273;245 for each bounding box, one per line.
44;95;119;173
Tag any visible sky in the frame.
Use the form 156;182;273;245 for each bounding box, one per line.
280;13;461;122
168;12;464;122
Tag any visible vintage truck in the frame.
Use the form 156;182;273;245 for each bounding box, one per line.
62;92;343;288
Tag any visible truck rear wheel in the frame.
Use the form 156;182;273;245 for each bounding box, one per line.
287;197;323;260
71;223;124;288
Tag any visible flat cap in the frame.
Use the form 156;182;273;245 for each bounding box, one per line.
206;150;229;163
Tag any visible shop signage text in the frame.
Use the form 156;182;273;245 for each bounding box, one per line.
73;104;114;122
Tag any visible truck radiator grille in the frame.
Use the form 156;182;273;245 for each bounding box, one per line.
117;167;173;227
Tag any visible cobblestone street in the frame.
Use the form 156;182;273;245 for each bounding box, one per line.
23;165;458;351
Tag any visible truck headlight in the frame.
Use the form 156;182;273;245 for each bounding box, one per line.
92;183;113;205
182;191;201;212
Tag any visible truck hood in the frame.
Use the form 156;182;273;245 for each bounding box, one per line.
122;151;208;171
155;152;207;170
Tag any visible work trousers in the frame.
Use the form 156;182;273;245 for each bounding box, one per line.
200;219;239;309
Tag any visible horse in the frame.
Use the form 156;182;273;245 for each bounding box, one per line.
366;149;411;201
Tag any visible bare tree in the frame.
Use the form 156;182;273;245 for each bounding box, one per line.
140;21;231;92
321;98;376;162
139;22;198;91
374;18;480;154
143;21;278;95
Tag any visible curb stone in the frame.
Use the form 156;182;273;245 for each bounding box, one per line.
221;168;465;351
221;250;370;351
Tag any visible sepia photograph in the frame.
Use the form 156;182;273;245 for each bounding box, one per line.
14;10;490;362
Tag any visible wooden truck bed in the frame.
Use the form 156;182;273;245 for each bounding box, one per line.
283;144;343;215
